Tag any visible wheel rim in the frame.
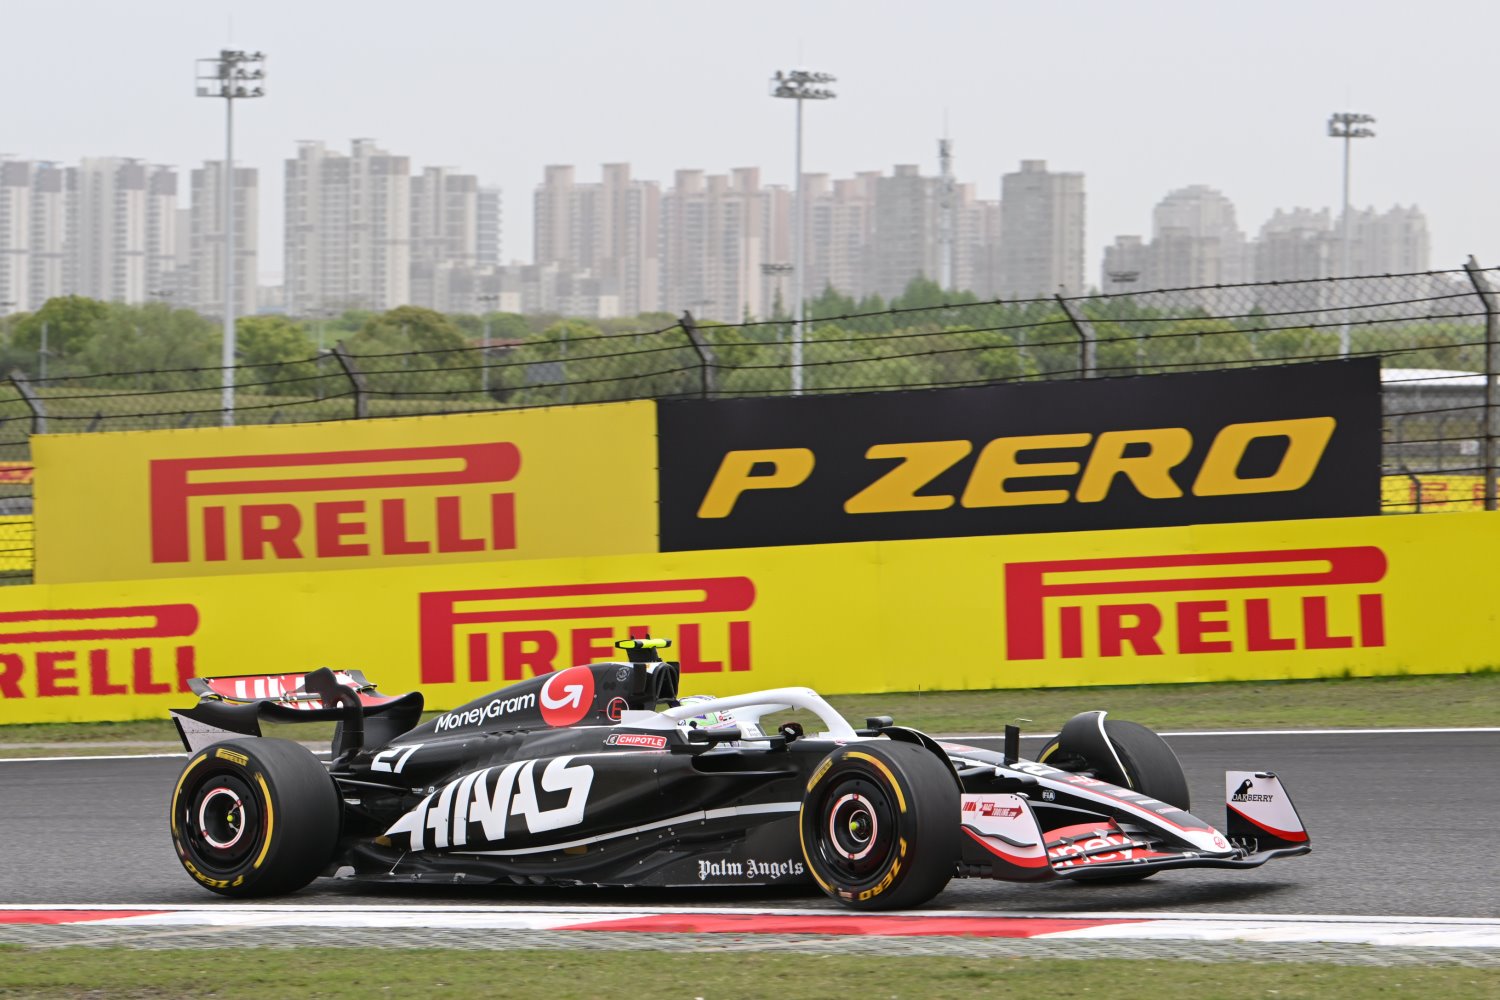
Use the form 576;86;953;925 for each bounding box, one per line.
815;774;896;884
179;771;262;873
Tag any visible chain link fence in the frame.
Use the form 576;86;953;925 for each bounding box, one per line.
1;265;1496;581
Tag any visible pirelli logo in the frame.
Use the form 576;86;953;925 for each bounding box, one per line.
149;443;520;565
418;577;755;684
0;604;199;698
1004;547;1387;660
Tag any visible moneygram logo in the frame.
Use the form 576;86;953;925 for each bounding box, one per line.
0;604;199;699
418;576;755;684
432;691;538;732
149;443;520;565
1004;546;1387;660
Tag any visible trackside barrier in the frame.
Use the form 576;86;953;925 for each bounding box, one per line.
32;402;658;584
0;511;1494;724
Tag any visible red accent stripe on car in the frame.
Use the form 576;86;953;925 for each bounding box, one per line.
1228;805;1310;842
558;913;1143;937
962;827;1052;868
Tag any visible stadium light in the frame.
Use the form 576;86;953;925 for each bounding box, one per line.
771;69;836;394
197;49;266;425
1328;111;1375;357
477;292;500;397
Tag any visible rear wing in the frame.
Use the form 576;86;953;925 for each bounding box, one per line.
170;667;423;755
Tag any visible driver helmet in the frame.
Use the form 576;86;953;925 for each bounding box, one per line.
679;694;737;730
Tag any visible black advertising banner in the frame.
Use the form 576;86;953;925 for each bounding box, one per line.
657;359;1382;552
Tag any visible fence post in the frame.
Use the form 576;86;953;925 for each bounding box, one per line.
1463;257;1497;511
1056;294;1097;378
329;341;369;419
680;310;714;399
9;370;46;435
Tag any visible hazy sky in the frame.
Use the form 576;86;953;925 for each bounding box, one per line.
5;0;1497;285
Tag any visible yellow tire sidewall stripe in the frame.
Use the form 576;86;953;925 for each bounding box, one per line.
846;751;907;814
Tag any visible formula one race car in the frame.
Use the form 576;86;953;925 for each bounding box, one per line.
167;639;1309;909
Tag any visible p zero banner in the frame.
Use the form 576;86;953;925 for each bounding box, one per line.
32;403;657;584
1;509;1494;725
657;359;1381;551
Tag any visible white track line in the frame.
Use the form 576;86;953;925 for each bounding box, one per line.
2;904;1495;947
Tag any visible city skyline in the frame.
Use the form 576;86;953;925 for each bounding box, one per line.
0;146;1432;321
3;0;1497;286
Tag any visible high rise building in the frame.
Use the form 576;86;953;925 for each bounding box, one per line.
1254;208;1334;283
863;164;998;302
65;158;177;305
957;187;1002;300
824;172;880;301
410;166;478;312
188;161;258;316
998;160;1086;298
476;186;502;268
1149;185;1247;288
284;139;410;315
532;163;660;317
1347;205;1430;274
0;161;32;312
660;168;766;321
26;163;68;308
145;165;179;300
1099;185;1246;308
870;165;942;300
411;167;479;270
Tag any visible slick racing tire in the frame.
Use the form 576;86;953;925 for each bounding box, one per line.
800;741;959;911
1038;716;1190;810
169;738;340;897
1038;717;1189;885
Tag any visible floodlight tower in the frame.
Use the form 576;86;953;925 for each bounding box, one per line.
1328;111;1375;356
770;69;836;394
197;49;266;425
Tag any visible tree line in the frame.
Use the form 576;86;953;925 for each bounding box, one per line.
0;276;1485;415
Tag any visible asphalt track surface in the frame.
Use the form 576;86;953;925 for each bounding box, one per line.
0;731;1494;919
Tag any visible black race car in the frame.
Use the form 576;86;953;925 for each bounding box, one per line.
167;638;1309;910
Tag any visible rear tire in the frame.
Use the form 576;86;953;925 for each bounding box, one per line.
799;741;959;910
169;738;340;897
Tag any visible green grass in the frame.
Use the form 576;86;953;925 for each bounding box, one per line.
0;949;1492;999
814;669;1500;734
0;671;1493;757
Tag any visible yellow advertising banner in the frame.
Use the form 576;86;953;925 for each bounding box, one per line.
32;403;658;584
1381;474;1492;512
0;517;33;574
0;511;1494;725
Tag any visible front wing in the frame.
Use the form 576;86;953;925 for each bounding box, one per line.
957;777;1310;883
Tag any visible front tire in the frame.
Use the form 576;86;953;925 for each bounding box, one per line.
1037;715;1190;885
799;741;959;910
169;738;340;897
1038;715;1190;810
